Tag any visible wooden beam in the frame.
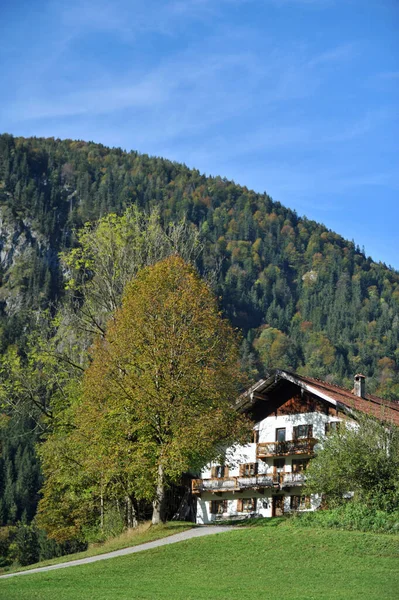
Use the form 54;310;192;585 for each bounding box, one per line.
252;392;268;401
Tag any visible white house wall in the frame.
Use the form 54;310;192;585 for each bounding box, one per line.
196;410;340;523
196;491;272;524
196;491;322;524
203;412;341;478
255;411;339;443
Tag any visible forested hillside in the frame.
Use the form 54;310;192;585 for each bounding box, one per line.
0;133;398;536
1;133;398;392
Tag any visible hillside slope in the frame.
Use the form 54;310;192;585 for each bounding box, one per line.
1;524;398;600
1;133;398;395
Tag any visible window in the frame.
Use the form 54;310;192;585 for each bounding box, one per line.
211;465;229;478
237;498;257;513
292;458;310;473
325;421;340;435
239;463;258;476
293;424;313;440
273;458;285;471
210;500;228;515
251;429;259;443
273;458;285;482
290;495;311;510
276;428;286;442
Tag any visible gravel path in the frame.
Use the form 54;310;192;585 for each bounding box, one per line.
0;526;235;579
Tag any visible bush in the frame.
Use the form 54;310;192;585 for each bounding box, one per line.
103;507;125;538
37;528;87;561
0;526;16;567
0;523;87;569
305;416;399;512
82;507;125;544
289;502;399;534
9;522;39;566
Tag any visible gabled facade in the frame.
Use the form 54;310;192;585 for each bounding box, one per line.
194;369;399;524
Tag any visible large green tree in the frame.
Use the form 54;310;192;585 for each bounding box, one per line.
305;415;399;511
60;206;203;338
74;256;249;525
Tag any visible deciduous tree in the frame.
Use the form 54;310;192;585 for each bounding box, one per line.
60;206;202;338
305;415;399;511
79;256;249;524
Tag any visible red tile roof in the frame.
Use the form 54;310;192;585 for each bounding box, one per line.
297;374;399;426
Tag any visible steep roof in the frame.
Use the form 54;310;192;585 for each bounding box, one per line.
239;369;399;426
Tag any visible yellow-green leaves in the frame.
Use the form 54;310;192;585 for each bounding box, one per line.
60;206;202;337
81;256;249;504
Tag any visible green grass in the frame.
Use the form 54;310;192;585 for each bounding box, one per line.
0;521;193;575
1;521;398;599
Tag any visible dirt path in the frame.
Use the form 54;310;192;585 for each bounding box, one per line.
0;525;235;579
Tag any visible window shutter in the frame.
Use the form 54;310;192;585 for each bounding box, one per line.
223;500;228;512
253;462;258;475
223;466;229;478
211;466;216;478
237;499;243;512
239;464;244;476
308;425;313;438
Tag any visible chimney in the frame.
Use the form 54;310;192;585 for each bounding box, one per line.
354;374;366;398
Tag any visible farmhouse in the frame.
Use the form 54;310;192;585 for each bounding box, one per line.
193;369;399;524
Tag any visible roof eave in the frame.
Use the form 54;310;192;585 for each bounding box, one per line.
238;368;356;419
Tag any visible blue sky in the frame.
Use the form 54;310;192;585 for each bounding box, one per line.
0;0;398;267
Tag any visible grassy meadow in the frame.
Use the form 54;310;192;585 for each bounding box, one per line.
1;520;398;599
0;521;193;576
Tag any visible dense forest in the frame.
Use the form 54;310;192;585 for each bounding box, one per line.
0;134;398;545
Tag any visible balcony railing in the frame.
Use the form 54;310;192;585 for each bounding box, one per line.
192;471;308;494
192;474;274;494
257;438;317;458
281;472;306;486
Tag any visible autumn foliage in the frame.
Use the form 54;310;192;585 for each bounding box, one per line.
73;256;249;524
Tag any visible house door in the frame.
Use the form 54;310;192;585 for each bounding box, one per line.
272;496;284;517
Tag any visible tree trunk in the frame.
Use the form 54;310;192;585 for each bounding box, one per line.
152;463;166;525
126;495;138;529
126;496;132;528
100;485;104;530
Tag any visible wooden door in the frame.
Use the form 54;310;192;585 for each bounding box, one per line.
272;495;284;517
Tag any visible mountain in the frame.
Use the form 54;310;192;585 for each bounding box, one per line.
0;133;398;532
1;133;398;395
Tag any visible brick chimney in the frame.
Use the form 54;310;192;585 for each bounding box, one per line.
354;374;366;398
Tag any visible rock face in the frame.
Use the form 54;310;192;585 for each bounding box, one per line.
0;204;55;317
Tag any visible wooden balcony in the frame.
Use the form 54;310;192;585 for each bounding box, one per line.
192;474;274;495
256;438;317;458
280;472;306;487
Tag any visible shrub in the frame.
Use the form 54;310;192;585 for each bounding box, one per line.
9;522;39;566
289;502;399;534
305;416;399;512
0;526;16;567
